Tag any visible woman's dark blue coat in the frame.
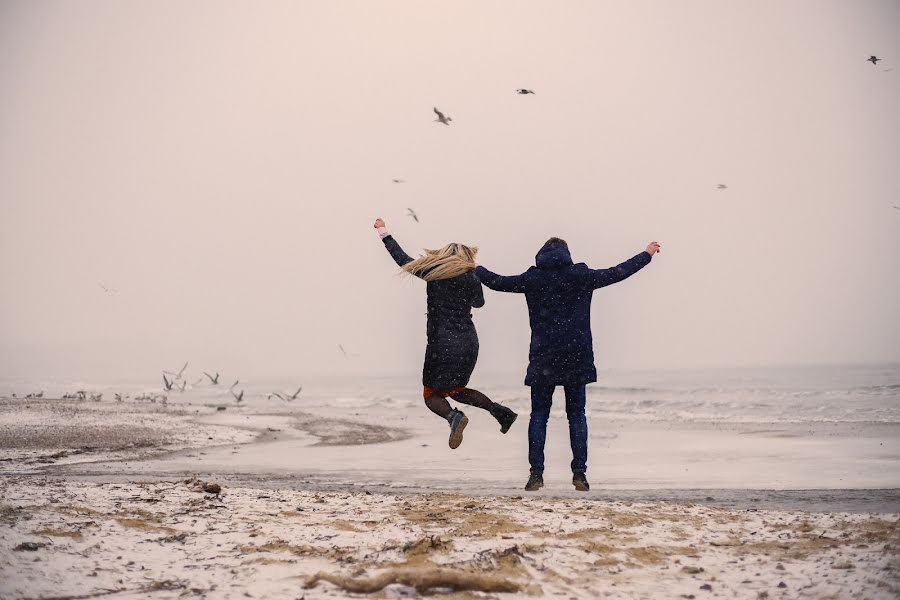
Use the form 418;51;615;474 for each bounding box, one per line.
381;235;484;389
475;241;651;387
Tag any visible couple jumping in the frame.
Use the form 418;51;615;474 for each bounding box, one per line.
374;218;660;491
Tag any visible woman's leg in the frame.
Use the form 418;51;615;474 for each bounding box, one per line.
452;388;519;433
448;388;495;411
424;394;453;419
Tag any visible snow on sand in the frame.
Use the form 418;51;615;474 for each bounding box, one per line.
1;477;898;599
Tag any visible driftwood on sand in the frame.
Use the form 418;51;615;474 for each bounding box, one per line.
303;567;520;594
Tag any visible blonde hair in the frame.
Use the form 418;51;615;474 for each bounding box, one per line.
402;243;478;282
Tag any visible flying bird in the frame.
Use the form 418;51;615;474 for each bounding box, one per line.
231;389;244;403
407;208;419;223
163;374;175;392
203;372;220;385
164;362;189;380
884;68;895;72
98;283;118;294
338;344;360;359
516;88;535;94
276;386;303;402
433;107;452;125
392;179;406;184
894;205;900;210
868;55;882;65
716;184;728;190
229;380;240;390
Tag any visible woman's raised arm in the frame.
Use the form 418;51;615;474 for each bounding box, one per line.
374;218;414;267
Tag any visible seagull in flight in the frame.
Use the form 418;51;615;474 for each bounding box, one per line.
229;380;240;390
407;208;419;223
893;206;900;210
98;283;118;294
338;344;360;359
433;107;452;125
203;371;220;385
516;88;535;95
716;184;728;190
392;179;406;184
868;55;882;65
275;386;303;402
231;389;244;403
164;362;189;380
163;374;175;392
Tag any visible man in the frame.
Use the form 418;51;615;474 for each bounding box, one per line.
476;237;660;491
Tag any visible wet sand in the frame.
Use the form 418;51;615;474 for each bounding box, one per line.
1;396;899;598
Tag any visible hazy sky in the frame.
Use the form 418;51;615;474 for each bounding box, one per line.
1;1;899;381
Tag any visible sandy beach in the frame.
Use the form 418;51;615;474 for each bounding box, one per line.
2;476;898;600
1;390;899;599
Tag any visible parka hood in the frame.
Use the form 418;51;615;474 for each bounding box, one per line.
535;240;574;270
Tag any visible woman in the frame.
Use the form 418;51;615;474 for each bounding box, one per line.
374;218;517;449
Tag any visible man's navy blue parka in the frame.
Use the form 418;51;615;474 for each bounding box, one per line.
475;240;651;387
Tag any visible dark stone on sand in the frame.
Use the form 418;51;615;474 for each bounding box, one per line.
681;566;704;574
14;542;47;551
777;582;787;588
700;583;712;591
216;406;227;411
775;563;785;570
203;482;221;494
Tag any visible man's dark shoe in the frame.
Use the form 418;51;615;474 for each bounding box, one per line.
490;404;518;434
572;472;590;492
524;472;544;491
447;409;469;449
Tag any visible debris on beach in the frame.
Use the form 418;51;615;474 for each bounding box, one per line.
303;566;521;594
13;542;47;552
182;477;222;495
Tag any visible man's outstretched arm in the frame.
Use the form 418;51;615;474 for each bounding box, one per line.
588;241;660;289
475;265;528;293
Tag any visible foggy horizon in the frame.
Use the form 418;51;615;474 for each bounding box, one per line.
2;1;899;382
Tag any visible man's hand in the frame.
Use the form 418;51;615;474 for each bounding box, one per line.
374;218;385;229
646;241;661;255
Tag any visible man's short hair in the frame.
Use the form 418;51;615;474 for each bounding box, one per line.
546;237;568;248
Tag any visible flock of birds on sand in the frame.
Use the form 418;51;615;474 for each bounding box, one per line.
10;362;303;408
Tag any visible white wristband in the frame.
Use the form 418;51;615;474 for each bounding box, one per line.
377;226;389;239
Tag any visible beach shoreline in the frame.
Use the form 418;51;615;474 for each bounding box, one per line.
2;394;899;598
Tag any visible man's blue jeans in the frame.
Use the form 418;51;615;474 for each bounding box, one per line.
528;384;588;474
